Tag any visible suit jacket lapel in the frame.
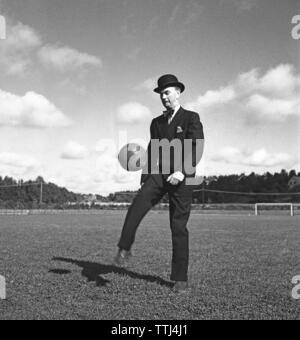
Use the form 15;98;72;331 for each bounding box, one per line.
156;107;185;139
158;113;169;137
167;107;185;138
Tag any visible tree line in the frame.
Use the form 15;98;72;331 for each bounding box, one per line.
0;176;82;209
0;169;299;209
111;170;300;204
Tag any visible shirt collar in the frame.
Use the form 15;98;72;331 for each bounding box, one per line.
163;104;181;117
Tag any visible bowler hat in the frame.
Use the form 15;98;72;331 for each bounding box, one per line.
154;74;185;93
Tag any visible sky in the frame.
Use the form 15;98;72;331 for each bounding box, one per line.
0;0;299;195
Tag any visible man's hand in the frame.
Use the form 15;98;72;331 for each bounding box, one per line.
167;172;185;186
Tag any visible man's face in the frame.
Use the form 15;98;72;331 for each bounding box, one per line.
160;87;180;109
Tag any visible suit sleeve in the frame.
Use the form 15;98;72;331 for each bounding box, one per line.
140;120;156;185
181;113;204;177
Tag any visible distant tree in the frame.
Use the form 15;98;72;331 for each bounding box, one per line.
1;170;299;208
288;170;297;178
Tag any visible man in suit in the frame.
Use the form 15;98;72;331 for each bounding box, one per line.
115;74;204;293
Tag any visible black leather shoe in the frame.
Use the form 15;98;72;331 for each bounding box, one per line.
113;249;132;267
173;281;190;294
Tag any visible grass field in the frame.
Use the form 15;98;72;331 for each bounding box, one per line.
0;211;299;320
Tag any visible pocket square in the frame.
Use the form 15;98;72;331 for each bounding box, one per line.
176;126;183;133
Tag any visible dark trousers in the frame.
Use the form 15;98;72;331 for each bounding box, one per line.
118;175;194;281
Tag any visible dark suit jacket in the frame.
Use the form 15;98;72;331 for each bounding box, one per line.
141;107;204;185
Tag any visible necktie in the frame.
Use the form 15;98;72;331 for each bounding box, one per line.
166;110;174;124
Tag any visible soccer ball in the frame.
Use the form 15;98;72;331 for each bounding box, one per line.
118;143;147;172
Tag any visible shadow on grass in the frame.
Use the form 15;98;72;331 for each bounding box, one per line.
52;257;174;288
49;269;72;275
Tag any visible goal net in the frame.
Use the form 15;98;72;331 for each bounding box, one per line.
254;203;298;216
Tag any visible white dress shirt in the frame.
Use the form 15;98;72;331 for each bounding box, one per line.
164;104;181;125
164;104;185;183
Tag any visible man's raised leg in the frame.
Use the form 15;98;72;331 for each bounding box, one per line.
116;175;166;264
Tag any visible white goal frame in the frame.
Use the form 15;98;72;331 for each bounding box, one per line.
0;275;5;300
255;203;295;217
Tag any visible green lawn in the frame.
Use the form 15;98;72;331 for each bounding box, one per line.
0;211;299;320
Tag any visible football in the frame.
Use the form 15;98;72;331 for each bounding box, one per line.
118;143;147;172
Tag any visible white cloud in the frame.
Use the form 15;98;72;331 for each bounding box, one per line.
212;147;294;168
186;64;300;122
52;152;139;195
135;77;158;92
187;86;236;112
94;139;117;156
0;152;38;169
56;139;139;194
236;68;259;93
117;102;153;124
0;152;40;178
0;89;72;128
258;64;297;96
93;154;137;187
0;22;42;75
0;20;102;75
246;149;292;167
246;94;299;121
38;45;102;71
4;22;41;49
61;141;89;160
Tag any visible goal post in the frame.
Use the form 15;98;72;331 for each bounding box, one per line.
0;275;5;300
255;203;294;217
